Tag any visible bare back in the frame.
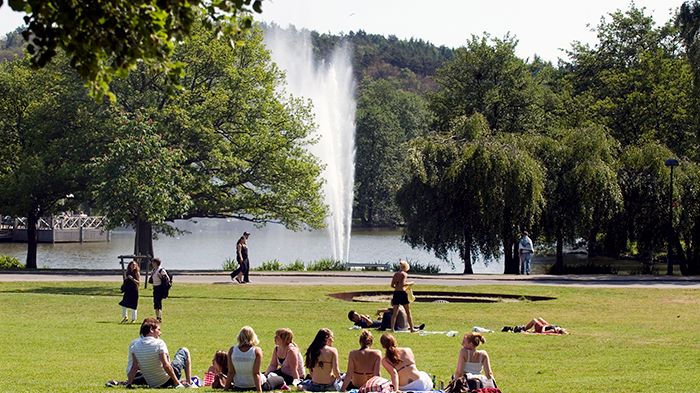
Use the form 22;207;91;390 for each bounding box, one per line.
391;271;407;292
310;346;339;384
382;347;421;388
346;348;381;388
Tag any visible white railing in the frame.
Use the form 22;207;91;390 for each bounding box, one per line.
13;216;107;230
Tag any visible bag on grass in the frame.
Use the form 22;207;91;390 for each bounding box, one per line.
444;376;469;393
359;376;394;393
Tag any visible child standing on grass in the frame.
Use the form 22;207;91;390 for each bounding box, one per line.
119;261;140;323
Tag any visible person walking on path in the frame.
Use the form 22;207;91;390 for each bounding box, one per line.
119;261;140;323
231;231;251;283
518;231;534;275
150;258;170;322
390;260;417;332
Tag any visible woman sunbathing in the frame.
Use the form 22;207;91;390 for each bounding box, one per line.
341;330;381;390
510;317;567;334
303;328;341;391
265;328;304;385
380;333;433;392
454;332;495;388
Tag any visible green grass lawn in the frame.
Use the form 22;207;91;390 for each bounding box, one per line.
0;281;698;392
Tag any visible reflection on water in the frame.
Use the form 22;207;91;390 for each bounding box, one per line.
0;219;503;273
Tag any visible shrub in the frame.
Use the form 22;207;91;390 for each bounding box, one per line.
391;259;440;274
0;255;24;270
306;258;345;271
548;263;618;275
255;259;284;271
284;260;306;271
222;257;237;271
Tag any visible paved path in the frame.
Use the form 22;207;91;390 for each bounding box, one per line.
1;270;699;288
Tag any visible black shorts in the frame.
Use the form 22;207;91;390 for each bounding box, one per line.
153;285;166;309
391;290;409;305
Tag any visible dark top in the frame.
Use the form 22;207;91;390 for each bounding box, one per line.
237;237;249;263
119;272;139;309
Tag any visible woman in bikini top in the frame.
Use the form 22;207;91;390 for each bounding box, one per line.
342;330;382;390
305;329;340;386
380;333;422;389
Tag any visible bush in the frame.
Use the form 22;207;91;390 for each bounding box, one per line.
391;259;440;274
547;263;618;275
284;260;306;271
0;255;24;270
222;258;237;271
255;259;284;271
306;258;346;271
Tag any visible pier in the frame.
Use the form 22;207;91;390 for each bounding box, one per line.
0;215;110;243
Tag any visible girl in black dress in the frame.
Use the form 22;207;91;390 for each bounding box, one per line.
119;261;140;323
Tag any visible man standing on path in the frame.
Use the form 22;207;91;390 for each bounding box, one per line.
230;231;251;283
126;317;195;388
518;231;534;275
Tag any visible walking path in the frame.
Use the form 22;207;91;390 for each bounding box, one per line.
1;270;699;288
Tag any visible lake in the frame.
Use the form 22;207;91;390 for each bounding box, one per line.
0;218;512;273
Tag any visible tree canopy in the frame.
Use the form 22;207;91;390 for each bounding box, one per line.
1;0;262;100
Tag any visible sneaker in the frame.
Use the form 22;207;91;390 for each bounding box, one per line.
105;380;118;387
120;317;128;324
157;317;162;322
235;277;242;284
418;323;426;330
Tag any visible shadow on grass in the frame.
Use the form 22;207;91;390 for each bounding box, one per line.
0;286;300;302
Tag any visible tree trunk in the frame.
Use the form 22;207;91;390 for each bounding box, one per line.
25;212;38;269
554;227;564;274
503;237;519;274
461;228;473;274
134;218;154;258
587;226;599;258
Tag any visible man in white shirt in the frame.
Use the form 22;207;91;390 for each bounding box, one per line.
126;317;195;388
518;231;534;275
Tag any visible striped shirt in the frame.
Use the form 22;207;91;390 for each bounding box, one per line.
129;336;170;387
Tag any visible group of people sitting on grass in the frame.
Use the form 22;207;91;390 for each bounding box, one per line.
111;317;500;391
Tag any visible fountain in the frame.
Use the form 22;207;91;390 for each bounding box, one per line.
263;25;356;262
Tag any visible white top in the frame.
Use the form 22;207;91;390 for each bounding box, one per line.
462;350;484;375
233;346;257;388
129;336;170;387
518;236;534;253
151;267;167;286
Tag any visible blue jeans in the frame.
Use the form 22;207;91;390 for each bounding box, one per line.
520;252;532;274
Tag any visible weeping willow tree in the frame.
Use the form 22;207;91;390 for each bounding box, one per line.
397;114;544;274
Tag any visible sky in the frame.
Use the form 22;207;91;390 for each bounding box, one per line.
0;0;684;63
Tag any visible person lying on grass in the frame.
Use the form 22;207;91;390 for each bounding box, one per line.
503;317;568;334
348;308;425;331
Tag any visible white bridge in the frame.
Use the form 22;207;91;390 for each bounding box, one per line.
0;216;110;243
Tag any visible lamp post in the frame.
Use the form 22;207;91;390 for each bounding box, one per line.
665;158;679;275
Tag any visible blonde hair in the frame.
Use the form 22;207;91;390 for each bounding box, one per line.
276;328;295;345
237;326;260;347
463;332;485;347
399;260;410;272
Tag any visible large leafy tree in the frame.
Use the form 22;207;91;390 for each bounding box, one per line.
429;34;544;133
397;114;544;274
529;125;623;270
0;0;262;99
96;23;326;256
354;78;431;226
566;5;695;156
0;55;107;268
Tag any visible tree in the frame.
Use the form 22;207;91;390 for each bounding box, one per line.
397;114;544;274
354;78;431;226
429;34;543;133
98;23;326;256
90;112;193;257
0;55;107;268
566;5;695;156
1;0;262;100
529;125;622;271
